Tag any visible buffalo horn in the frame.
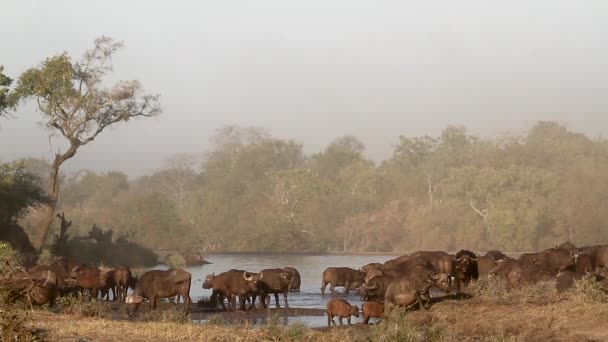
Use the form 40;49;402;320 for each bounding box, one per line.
367;283;378;290
470;253;478;261
42;271;51;287
243;272;254;282
428;272;440;281
453;255;462;262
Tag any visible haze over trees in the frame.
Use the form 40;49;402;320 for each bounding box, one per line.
23;121;605;253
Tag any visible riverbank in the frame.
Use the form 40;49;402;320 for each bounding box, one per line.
25;279;608;341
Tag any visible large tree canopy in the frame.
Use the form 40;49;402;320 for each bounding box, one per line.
12;36;161;249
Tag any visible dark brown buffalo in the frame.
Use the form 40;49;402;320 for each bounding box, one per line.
489;258;553;288
28;257;83;288
478;250;507;275
557;241;577;252
362;301;384;324
361;262;383;274
477;255;496;275
384;272;452;313
282;267;301;292
321;267;365;294
518;248;571;274
359;274;394;302
576;245;608;272
68;265;111;299
382;255;412;270
571;252;595;274
452;250;479;293
364;267;405;284
408;251;454;274
9;270;58;310
202;269;260;310
126;268;192;315
485;250;508;260
258;268;292;308
113;265;133;302
99;269;116;301
326;298;359;326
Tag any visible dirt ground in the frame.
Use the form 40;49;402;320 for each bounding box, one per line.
25;292;608;342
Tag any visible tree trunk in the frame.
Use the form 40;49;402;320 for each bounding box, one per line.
32;145;78;250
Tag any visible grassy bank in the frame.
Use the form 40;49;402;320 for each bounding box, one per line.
19;277;608;342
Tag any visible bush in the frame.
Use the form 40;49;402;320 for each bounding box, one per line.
568;275;608;304
141;306;190;324
0;304;41;341
471;276;558;305
287;321;308;341
369;308;444;342
0;242;23;275
56;293;110;318
164;254;186;268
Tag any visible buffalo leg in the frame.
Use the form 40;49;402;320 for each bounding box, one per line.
338;317;343;326
183;292;191;314
347;316;352;325
327;314;332;326
321;281;328;295
283;291;289;308
152;295;158;310
274;293;280;308
416;292;429;310
344;281;350;294
329;283;336;293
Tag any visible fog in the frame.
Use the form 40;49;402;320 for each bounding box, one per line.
1;0;607;176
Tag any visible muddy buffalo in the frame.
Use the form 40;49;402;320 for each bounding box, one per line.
321;267;365;294
126;268;192;315
518;247;571;274
326;298;359;326
359;274;394;302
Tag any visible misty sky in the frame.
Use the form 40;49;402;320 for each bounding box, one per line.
1;1;607;177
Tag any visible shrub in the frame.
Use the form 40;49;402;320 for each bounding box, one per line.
164;254;186;268
287;321;308;341
568;275;608;304
471;276;558;305
56;293;111;318
0;242;23;275
0;304;41;341
141;306;191;324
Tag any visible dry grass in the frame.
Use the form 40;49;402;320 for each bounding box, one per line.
21;278;608;342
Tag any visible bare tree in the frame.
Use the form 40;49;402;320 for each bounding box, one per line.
13;36;161;249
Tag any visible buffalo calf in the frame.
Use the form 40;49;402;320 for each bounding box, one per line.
326;298;359;326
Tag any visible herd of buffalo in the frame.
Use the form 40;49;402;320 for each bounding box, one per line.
3;241;608;327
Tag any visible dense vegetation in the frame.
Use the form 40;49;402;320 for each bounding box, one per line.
7;121;602;253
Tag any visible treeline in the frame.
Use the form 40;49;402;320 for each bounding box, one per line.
11;121;608;253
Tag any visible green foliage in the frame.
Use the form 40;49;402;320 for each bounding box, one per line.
0;65;16;116
0;162;48;224
0;242;23;275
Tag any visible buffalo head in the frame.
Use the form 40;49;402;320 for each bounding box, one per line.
126;294;145;316
427;272;452;293
202;273;215;289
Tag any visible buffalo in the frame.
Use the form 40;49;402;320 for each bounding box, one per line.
113;265;133;302
126;268;192;315
68;265;111;300
452;250;479;293
283;267;301;292
359;274;394;302
8;270;58;310
362;301;384;324
258;268;292;308
384;272;452;313
489;258;553;288
326;298;359;326
202;269;260;311
99;269;116;301
321;267;364;294
518;247;571;274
